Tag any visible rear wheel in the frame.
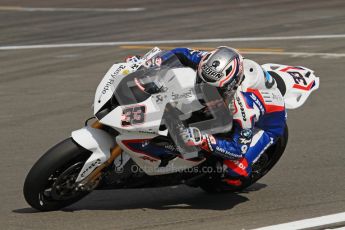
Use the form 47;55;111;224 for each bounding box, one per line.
23;138;92;211
200;125;288;193
249;125;289;184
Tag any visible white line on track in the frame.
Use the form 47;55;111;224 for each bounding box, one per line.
1;34;345;58
253;212;345;230
243;51;345;58
0;6;145;12
0;34;344;51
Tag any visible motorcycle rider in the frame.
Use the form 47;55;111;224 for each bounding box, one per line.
170;47;286;187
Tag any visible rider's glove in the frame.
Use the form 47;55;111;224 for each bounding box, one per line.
180;127;203;146
180;127;213;152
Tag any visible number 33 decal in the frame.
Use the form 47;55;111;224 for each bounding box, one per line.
121;105;146;126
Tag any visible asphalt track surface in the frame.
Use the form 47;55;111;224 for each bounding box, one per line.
0;0;345;229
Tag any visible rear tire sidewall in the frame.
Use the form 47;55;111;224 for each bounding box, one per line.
230;125;289;191
201;125;289;193
23;138;91;211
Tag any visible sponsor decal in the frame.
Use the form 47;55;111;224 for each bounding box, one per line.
239;137;251;145
288;71;308;86
130;63;140;70
202;64;223;80
101;78;115;95
80;158;102;178
215;146;241;158
155;95;164;103
138;130;156;134
144;57;162;68
171;89;193;101
111;65;126;78
133;56;140;62
164;144;183;152
143;59;152;68
140;156;158;162
234;160;246;170
211;60;220;69
141;140;150;148
101;65;126;95
121;105;146;126
142;47;161;60
152;93;168;104
241;145;248;154
204;136;214;151
236;96;247;121
164;144;178;152
250;94;265;114
122;69;130;75
126;55;140;63
240;129;253;139
239;129;252;145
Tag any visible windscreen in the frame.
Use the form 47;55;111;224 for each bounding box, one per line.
110;50;233;158
112;51;183;106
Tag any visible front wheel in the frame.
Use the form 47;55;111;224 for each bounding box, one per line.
23;138;92;211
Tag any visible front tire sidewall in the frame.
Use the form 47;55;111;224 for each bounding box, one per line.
23;138;91;211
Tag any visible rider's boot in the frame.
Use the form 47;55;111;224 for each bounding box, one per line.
222;158;251;187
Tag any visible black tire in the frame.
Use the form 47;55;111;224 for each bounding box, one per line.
23;138;92;211
200;125;289;193
253;125;288;179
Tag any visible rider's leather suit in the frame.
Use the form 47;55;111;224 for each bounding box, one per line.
171;48;286;183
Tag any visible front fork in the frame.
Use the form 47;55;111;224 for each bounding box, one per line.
71;121;122;189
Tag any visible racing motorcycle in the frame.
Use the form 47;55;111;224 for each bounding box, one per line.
23;47;319;211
